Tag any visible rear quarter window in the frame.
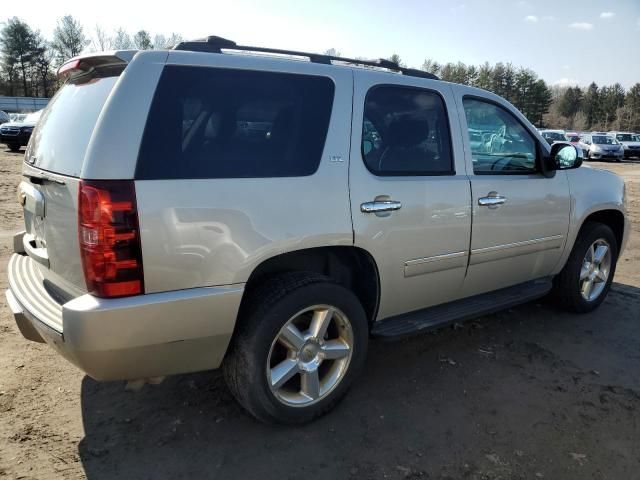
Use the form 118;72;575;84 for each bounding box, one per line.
136;66;335;179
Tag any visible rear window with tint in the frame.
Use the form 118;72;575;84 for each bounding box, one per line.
136;66;335;179
28;73;119;177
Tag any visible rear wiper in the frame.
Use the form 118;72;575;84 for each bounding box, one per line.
23;171;66;185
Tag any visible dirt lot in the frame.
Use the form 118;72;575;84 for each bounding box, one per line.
0;148;638;480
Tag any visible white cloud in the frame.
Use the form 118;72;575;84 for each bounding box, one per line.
556;78;579;87
450;4;465;13
524;15;538;23
569;22;594;30
517;0;532;9
600;12;615;19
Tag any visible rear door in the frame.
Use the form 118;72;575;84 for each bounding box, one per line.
349;72;472;320
453;87;570;296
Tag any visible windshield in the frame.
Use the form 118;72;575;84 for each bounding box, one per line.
592;136;616;145
568;135;580;142
543;132;566;141
616;134;634;142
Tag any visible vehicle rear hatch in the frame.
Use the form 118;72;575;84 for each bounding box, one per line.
19;54;130;299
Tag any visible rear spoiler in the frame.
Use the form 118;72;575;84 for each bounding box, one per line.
57;51;136;80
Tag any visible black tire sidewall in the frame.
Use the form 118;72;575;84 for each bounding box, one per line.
227;279;368;424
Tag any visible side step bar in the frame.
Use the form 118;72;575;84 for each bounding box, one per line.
371;278;553;340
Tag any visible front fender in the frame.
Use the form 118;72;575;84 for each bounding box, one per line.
551;166;628;274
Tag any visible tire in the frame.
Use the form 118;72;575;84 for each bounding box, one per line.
223;272;368;424
8;144;20;152
551;222;618;313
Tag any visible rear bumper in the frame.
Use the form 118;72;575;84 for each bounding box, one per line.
6;253;244;381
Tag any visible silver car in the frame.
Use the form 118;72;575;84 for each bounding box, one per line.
610;131;640;159
6;38;629;424
579;133;624;161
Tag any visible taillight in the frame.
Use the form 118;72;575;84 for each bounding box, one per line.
57;59;82;79
78;180;144;298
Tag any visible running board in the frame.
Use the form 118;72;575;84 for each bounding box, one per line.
371;278;553;340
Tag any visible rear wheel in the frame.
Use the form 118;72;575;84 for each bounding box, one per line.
8;144;20;152
223;272;368;424
551;222;618;312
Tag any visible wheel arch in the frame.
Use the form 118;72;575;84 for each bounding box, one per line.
241;246;381;327
580;209;625;251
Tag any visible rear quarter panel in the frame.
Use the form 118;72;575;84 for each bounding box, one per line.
136;53;354;292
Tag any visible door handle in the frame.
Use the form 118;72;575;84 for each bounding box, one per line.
360;200;402;213
478;192;506;208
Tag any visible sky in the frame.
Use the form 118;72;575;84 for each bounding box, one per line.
4;0;640;88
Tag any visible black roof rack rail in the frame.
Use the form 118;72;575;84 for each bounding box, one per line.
173;36;439;80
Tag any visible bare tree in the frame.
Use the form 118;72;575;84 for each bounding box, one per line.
165;33;183;48
323;48;341;57
112;28;132;49
573;110;588;131
93;25;112;52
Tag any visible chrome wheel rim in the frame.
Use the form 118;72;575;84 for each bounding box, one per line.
580;239;611;301
267;305;354;407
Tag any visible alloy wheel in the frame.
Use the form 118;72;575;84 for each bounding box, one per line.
267;305;354;407
580;239;611;301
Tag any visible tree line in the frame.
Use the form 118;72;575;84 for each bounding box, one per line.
1;15;638;132
0;16;182;98
417;58;640;132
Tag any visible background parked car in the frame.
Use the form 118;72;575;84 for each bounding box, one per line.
539;129;567;145
609;131;640;159
579;133;624;161
0;110;10;125
0;110;42;152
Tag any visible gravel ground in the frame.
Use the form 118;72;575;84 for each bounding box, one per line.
0;148;638;480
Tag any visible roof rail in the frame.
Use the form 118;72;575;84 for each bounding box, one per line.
173;36;439;80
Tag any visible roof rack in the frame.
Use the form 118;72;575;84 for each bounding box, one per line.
173;36;439;80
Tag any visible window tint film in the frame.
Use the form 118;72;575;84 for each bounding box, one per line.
136;66;335;179
362;86;453;175
463;98;537;174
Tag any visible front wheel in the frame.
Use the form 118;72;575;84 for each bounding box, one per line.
8;144;20;152
223;273;368;424
551;222;618;312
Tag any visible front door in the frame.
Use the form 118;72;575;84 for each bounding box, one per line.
350;74;472;320
455;90;571;296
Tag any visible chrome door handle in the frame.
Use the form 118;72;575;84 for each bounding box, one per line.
360;200;402;213
478;193;506;208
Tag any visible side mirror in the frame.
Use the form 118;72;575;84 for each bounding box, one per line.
550;143;582;170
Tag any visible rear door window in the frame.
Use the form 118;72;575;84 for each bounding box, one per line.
362;86;453;175
136;66;335;179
